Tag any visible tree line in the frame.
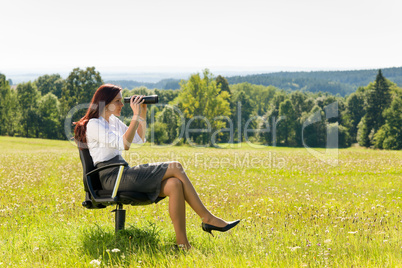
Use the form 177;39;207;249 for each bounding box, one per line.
0;68;400;150
108;67;402;97
226;67;402;97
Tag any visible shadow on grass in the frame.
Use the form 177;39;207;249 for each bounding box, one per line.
81;222;180;266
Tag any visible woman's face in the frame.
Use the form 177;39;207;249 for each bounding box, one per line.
106;91;124;117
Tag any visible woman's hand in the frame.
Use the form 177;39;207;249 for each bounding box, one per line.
130;95;145;117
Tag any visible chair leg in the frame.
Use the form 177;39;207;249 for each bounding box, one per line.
113;204;126;233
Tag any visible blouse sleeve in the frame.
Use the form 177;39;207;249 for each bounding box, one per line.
87;119;125;151
116;117;146;144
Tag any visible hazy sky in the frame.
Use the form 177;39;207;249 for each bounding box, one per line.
1;0;401;74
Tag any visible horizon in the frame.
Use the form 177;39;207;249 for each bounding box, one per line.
2;65;400;84
2;65;400;85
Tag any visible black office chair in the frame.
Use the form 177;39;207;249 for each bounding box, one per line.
79;148;165;233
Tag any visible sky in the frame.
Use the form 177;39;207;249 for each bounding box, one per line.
1;0;401;79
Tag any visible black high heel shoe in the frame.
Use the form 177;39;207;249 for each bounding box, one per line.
201;220;241;237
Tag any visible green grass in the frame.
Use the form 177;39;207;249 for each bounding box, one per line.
0;136;401;267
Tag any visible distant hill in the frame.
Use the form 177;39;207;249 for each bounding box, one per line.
226;67;402;96
106;67;402;96
106;78;181;90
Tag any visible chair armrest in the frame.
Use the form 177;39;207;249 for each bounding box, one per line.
86;163;128;203
86;162;128;176
111;166;125;198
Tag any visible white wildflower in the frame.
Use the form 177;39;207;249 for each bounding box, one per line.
111;248;121;253
90;259;101;266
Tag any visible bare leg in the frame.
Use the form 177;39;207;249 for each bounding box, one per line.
159;177;191;249
162;161;227;227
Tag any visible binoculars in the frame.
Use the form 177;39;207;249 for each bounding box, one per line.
123;95;158;104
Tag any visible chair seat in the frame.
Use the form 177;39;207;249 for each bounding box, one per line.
94;190;165;206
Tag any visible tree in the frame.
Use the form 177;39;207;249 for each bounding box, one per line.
60;67;103;133
289;91;308;118
60;67;103;118
0;74;13;135
231;91;255;143
35;74;64;99
336;124;351;148
290;91;314;146
17;82;40;137
216;75;231;94
153;88;180;104
176;69;231;145
359;70;392;147
373;96;402;149
156;105;182;144
261;91;286;145
149;122;169;145
5;87;20;136
357;116;371;147
345;90;365;142
301;105;326;148
277;99;296;146
38;93;62;139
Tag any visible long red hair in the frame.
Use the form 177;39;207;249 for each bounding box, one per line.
74;84;122;148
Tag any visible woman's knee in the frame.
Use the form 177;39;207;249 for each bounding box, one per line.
166;161;185;177
160;177;183;197
165;177;183;193
162;161;186;181
169;161;183;172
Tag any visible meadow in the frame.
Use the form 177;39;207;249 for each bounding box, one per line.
0;136;401;267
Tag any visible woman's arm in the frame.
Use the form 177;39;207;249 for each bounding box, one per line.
136;118;146;142
135;100;147;142
122;95;147;150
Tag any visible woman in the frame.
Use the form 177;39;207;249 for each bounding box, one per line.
74;84;240;249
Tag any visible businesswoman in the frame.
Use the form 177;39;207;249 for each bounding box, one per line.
74;84;239;249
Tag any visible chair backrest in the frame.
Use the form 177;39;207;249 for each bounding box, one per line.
78;148;103;191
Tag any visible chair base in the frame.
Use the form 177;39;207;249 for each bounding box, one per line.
112;204;126;233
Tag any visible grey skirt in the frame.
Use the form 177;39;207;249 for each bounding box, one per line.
96;155;171;203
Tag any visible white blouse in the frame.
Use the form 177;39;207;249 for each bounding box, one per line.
86;115;145;165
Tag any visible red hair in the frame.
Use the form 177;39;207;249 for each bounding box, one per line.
74;84;122;148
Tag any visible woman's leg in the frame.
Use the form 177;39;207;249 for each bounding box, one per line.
159;177;191;249
162;161;227;228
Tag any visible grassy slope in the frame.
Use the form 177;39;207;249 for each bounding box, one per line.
0;136;401;267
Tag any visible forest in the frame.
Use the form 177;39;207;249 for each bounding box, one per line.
227;67;402;96
0;67;401;150
105;67;402;97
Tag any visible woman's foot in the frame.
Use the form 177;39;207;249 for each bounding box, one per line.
201;220;241;236
202;215;228;228
174;243;191;251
